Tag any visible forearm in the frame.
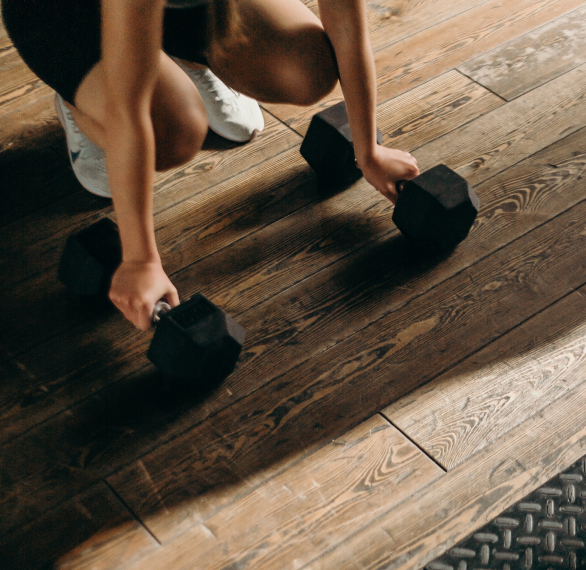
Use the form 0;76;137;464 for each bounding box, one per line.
101;0;166;263
319;0;378;165
104;110;159;263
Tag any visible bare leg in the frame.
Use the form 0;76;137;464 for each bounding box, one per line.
205;0;339;106
69;52;209;171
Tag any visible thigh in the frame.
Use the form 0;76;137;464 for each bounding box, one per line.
73;52;209;170
206;0;339;105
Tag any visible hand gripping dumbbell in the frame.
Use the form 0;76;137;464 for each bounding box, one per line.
58;218;245;385
300;101;480;253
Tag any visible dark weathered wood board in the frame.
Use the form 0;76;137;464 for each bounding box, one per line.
105;140;586;543
3;0;586;567
263;69;500;139
413;63;586;181
0;481;157;570
0;112;300;290
1;122;585;541
312;296;586;569
2;51;577;409
0;70;500;430
119;415;443;570
459;5;586;100
0;49;52;118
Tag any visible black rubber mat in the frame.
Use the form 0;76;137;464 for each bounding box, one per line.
426;457;586;569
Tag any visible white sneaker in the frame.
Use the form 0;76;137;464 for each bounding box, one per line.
175;62;264;143
55;93;111;198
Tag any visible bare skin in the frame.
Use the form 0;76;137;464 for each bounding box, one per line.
68;0;419;330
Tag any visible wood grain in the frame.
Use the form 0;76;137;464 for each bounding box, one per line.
106;155;586;543
0;112;300;291
264;69;500;139
0;71;500;363
1;125;585;539
0;481;157;570
0;76;577;448
0;49;52;118
412;63;586;184
266;0;582;130
368;0;491;53
121;415;443;570
3;1;586;566
311;297;586;569
384;290;586;470
459;5;586;100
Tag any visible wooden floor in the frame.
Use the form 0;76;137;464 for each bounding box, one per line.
2;0;586;568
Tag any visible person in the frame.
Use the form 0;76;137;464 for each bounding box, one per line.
2;0;419;331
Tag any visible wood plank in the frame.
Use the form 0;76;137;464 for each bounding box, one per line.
0;50;52;118
413;63;586;182
368;0;491;53
383;282;586;472
265;0;582;133
4;48;580;358
106;158;586;543
114;416;442;570
311;294;586;570
0;70;500;363
458;5;586;100
0;481;157;570
0;111;299;291
263;68;500;140
0;96;74;227
375;0;583;102
1;116;585;538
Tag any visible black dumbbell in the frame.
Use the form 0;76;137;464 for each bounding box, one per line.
300;100;383;188
393;165;479;253
300;102;480;253
58;219;245;385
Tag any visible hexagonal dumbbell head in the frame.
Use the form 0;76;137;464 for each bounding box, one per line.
300;101;383;188
148;293;246;386
392;164;480;253
58;218;122;296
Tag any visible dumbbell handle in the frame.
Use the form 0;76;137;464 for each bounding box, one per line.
152;299;172;324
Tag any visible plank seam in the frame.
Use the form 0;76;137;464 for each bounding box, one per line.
104;218;586;516
378;412;447;473
4;125;586;453
104;479;163;547
259;105;306;139
453;68;508;103
455;2;586;102
378;282;586;473
303;384;586;570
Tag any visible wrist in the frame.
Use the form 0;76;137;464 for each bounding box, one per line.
355;144;380;170
120;232;160;264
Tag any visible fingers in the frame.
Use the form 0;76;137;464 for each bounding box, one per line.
108;262;180;331
166;287;180;308
109;294;157;331
378;183;398;204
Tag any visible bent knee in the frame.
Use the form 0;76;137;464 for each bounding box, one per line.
269;27;339;106
209;24;338;106
287;64;338;106
153;102;208;171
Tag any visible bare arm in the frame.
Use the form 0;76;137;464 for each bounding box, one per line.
318;0;419;201
101;0;179;329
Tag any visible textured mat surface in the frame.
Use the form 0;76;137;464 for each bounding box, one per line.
426;457;586;570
